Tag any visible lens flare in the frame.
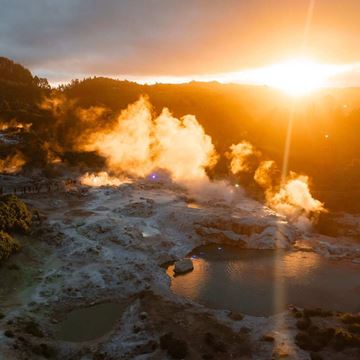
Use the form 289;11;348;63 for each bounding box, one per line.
250;58;330;96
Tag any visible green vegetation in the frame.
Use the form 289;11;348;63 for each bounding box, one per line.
0;195;32;262
340;313;360;325
0;195;32;233
0;231;20;262
0;57;50;123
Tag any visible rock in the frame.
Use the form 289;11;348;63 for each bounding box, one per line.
310;353;323;360
23;320;44;337
139;311;148;320
74;219;85;227
4;330;14;338
117;200;154;218
158;253;176;267
204;332;227;353
227;311;244;321
31;343;55;359
174;258;194;275
239;327;251;334
94;206;110;211
133;322;143;333
261;333;275;342
138;339;158;354
160;332;188;359
272;347;289;358
296;318;311;330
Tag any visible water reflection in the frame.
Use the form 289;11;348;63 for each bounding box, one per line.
169;245;360;316
167;258;210;299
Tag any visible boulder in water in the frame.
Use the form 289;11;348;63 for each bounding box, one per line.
174;258;193;275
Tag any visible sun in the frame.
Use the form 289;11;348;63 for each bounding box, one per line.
222;57;338;97
259;58;327;96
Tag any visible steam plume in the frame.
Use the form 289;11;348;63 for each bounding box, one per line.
0;152;26;173
0;119;32;131
254;160;278;189
269;174;326;230
254;161;325;230
40;94;325;227
227;141;259;174
80;171;131;187
83;97;217;183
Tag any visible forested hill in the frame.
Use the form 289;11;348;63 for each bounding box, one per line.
0;57;50;122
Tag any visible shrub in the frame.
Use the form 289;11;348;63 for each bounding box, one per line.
332;328;360;350
303;308;332;318
0;195;32;233
0;231;20;261
340;313;360;325
0;195;31;263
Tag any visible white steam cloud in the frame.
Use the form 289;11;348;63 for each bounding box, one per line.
75;96;325;228
253;161;325;230
268;174;326;231
83;96;217;183
227;140;260;174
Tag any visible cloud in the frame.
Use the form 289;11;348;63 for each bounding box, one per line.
1;0;360;84
0;1;246;78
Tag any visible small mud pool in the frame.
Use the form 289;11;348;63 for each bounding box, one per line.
57;302;124;342
168;245;360;316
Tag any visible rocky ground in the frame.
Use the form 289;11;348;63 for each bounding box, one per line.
0;175;359;359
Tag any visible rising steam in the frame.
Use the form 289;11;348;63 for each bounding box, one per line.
253;161;325;229
254;160;279;189
227;141;259;174
268;174;326;230
0;152;26;173
226;140;325;229
82;97;217;183
0;119;32;131
39;93;325;229
80;171;131;187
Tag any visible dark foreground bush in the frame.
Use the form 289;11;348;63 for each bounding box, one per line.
0;195;32;263
0;230;20;261
0;195;32;233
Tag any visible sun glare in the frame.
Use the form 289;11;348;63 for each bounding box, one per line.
260;58;327;96
219;57;346;97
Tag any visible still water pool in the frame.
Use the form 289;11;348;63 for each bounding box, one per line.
57;302;125;342
168;245;360;316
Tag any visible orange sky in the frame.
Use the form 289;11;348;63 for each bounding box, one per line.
1;0;359;85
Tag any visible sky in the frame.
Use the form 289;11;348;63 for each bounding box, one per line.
1;0;360;86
